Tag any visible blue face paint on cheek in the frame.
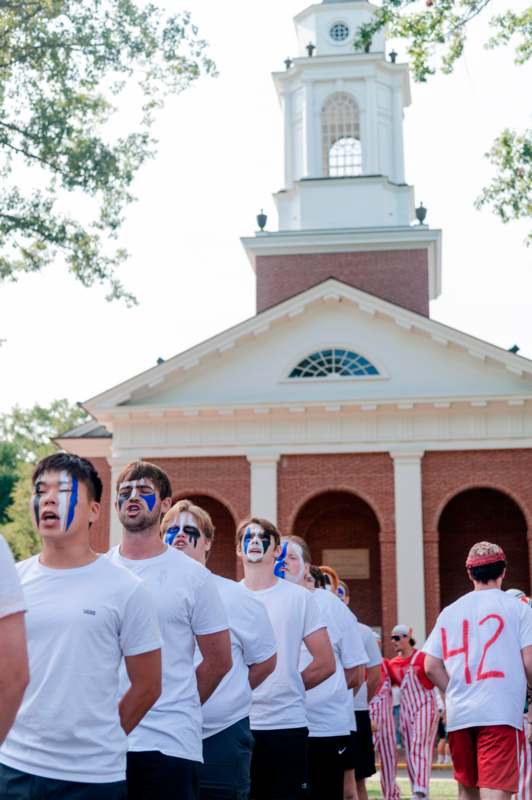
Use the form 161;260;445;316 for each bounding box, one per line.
274;541;288;578
164;526;180;546
143;493;156;512
65;478;78;530
243;530;252;554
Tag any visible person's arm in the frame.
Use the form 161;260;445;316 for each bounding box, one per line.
345;664;364;692
521;645;532;742
366;663;381;703
424;654;449;693
248;653;277;690
301;627;335;690
196;629;232;704
119;649;162;735
0;612;29;744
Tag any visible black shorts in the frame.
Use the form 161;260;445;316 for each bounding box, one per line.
127;750;200;800
200;717;253;800
250;727;308;800
351;710;376;780
308;736;350;800
0;763;127;799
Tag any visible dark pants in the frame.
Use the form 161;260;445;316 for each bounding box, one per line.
0;763;127;799
199;717;253;800
308;736;350;800
250;727;308;800
127;750;200;800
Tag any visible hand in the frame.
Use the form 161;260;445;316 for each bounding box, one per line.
528;720;532;743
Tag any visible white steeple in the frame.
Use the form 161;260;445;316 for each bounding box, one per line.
273;0;414;230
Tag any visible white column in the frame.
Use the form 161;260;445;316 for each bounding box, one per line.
107;457;130;547
247;453;280;524
391;451;426;642
302;80;315;178
282;89;293;188
392;86;406;184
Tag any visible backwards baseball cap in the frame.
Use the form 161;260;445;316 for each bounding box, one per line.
391;624;412;637
465;541;506;569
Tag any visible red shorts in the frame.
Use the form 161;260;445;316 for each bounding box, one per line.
448;725;522;792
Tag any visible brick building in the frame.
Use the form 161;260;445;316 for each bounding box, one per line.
58;0;532;648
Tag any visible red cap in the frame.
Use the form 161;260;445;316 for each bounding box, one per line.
465;541;506;569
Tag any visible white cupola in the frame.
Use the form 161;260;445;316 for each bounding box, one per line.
273;0;414;230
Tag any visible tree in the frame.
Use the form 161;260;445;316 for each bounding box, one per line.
0;0;216;303
355;1;532;242
0;399;88;559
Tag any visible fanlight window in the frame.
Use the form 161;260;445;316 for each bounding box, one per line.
289;349;379;379
321;92;362;177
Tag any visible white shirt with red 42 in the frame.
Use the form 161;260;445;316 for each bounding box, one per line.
423;588;532;731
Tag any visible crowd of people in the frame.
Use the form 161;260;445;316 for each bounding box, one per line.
1;452;532;800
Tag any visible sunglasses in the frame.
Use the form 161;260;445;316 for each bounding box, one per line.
390;635;404;642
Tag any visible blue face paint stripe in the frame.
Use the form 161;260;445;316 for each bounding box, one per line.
144;493;156;512
164;527;179;546
66;477;78;530
33;493;40;526
274;540;288;578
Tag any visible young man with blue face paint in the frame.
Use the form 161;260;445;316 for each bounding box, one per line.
163;498;277;800
0;453;163;800
236;517;336;800
279;536;368;800
109;462;232;800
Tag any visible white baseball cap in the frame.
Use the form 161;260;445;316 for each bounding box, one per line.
391;624;411;637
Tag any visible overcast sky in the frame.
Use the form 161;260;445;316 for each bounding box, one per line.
0;0;530;415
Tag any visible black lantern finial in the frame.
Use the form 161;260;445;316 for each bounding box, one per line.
306;42;316;57
257;210;268;232
389;50;398;63
415;202;427;225
284;57;293;70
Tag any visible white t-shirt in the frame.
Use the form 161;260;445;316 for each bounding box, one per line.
108;546;228;761
241;578;324;730
353;623;383;712
0;555;161;783
302;589;368;737
423;588;532;731
0;535;25;619
198;575;277;739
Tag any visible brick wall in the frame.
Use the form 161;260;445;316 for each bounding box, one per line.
278;453;396;655
88;457;111;553
422;450;532;632
145;456;250;579
256;250;429;316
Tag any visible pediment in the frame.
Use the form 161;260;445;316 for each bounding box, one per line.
84;279;532;417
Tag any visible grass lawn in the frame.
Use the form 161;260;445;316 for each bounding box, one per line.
366;777;458;799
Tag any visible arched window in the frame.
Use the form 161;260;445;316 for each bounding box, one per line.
321;92;362;177
289;349;379;378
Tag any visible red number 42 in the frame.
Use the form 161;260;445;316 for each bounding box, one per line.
441;615;505;685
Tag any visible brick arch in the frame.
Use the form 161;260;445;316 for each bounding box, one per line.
438;487;529;610
171;487;239;529
171;491;238;580
422;450;532;631
292;489;382;631
286;483;387;539
432;482;532;538
278;453;396;652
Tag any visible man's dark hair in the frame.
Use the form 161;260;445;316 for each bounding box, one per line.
469;560;507;584
115;460;172;501
310;565;326;589
32;453;103;502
